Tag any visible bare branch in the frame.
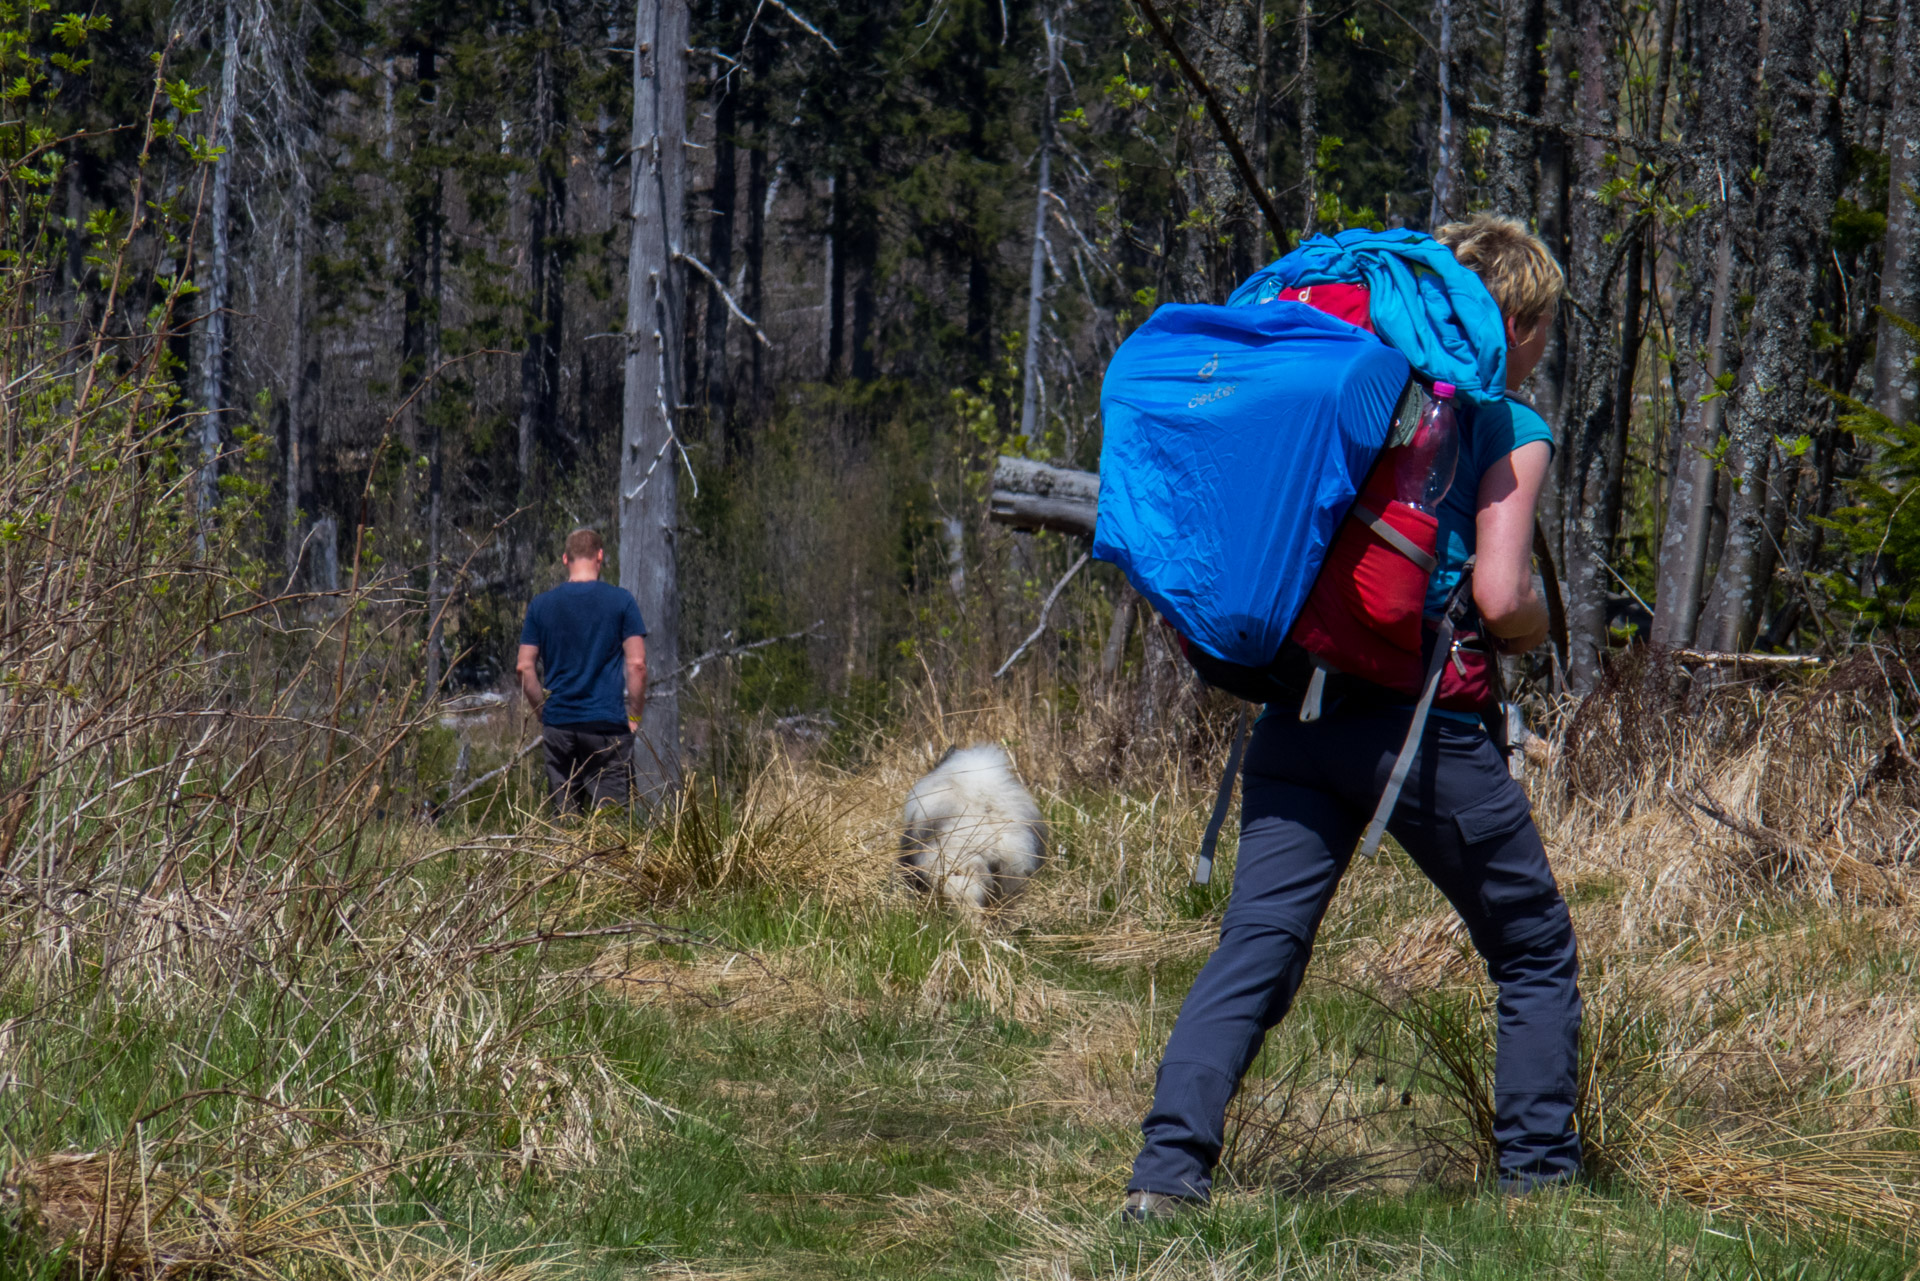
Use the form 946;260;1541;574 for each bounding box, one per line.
995;552;1092;679
674;251;773;348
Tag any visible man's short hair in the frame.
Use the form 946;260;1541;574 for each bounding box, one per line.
564;528;604;561
1434;214;1565;332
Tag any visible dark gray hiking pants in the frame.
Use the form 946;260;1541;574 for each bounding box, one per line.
542;724;634;814
1129;705;1582;1199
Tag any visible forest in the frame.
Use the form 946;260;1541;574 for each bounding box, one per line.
6;0;1920;1278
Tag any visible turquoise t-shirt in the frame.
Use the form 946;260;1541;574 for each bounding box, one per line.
1423;394;1553;724
1426;394;1556;618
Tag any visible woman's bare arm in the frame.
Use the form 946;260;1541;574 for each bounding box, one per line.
1472;440;1551;654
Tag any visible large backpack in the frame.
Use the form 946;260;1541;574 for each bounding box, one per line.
1090;231;1511;872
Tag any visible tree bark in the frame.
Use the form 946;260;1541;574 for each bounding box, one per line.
1697;0;1845;650
517;0;566;499
987;456;1099;537
621;0;688;799
704;67;736;424
1019;11;1059;441
1650;0;1757;647
1557;0;1624;687
284;175;309;580
1876;0;1920;426
198;0;239;538
1101;582;1137;678
826;172;844;377
1429;0;1456;227
1189;0;1259;294
1487;0;1544;216
1531;0;1572;558
744;139;767;419
1297;0;1316;235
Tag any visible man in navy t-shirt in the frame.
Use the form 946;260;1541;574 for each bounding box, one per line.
516;528;648;813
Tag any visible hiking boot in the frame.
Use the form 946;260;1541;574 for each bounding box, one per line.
1121;1190;1200;1222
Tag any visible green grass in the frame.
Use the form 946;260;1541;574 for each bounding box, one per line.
7;789;1920;1281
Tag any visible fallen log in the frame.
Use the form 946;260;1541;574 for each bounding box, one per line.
988;456;1099;539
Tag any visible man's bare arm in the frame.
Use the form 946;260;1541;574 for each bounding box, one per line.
1473;440;1552;655
516;643;544;713
624;635;648;727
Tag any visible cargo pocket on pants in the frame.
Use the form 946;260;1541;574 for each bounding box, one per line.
1452;786;1533;846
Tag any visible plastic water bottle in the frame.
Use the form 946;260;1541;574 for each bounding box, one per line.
1391;381;1460;513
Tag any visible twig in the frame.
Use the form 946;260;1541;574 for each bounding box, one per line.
1132;0;1292;251
443;738;541;809
994;552;1092;679
1671;650;1828;668
674;251;772;348
1453;95;1686;161
761;0;838;52
463;919;682;958
653;621;826;693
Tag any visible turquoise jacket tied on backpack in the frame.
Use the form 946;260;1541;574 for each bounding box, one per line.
1227;228;1508;406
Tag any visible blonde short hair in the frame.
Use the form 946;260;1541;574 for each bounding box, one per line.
1434;214;1565;332
563;528;604;561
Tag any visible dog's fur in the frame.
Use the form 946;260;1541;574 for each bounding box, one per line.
900;744;1046;910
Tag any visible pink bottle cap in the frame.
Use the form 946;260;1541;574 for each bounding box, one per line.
1432;381;1456;398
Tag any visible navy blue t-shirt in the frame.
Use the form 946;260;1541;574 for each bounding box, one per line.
519;581;648;728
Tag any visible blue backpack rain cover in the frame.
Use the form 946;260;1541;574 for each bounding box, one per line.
1091;301;1410;668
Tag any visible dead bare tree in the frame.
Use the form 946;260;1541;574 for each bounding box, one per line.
1019;6;1062;443
620;0;690;799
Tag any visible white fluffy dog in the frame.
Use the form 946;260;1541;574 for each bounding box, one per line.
900;743;1046;911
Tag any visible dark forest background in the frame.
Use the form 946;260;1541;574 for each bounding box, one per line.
4;0;1903;779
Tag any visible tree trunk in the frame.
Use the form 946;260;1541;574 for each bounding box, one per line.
744;140;767;418
1191;0;1258;294
517;2;565;500
849;158;878;381
198;0;239;537
1487;0;1543;216
424;194;446;693
1101;582;1137;678
1429;0;1456;227
621;0;688;799
1531;0;1571;557
1019;10;1059;441
704;69;736;423
826;172;844;377
285;176;309;580
1558;0;1624;688
987;455;1099;537
1297;0;1316;235
1697;0;1845;651
1876;0;1920;426
1650;0;1757;647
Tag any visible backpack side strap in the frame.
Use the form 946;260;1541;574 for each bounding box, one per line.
1192;705;1254;885
1350;503;1438;574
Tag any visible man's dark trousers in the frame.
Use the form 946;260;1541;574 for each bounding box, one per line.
1129;704;1582;1199
543;725;634;814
